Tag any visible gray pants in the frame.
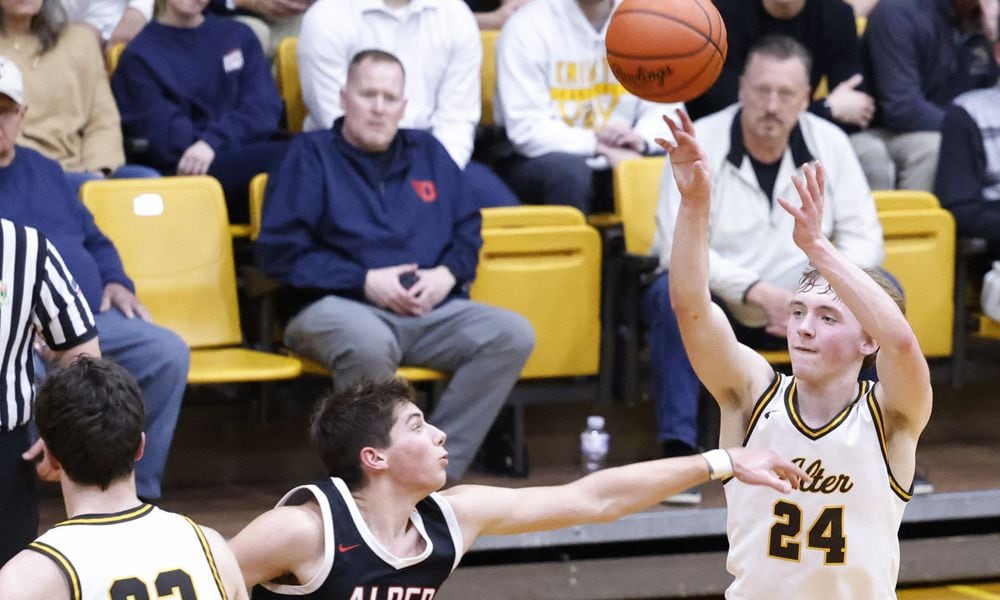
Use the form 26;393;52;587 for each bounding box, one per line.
849;129;941;192
285;296;535;480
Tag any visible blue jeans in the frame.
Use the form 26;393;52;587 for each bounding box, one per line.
92;311;188;499
640;271;701;449
65;164;161;194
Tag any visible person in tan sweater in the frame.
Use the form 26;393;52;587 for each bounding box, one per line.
0;0;157;190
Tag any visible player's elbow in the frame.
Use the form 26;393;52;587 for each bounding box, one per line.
879;325;922;358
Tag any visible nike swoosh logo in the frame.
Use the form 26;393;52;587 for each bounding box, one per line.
338;543;361;553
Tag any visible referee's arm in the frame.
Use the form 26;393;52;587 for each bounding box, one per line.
33;235;101;364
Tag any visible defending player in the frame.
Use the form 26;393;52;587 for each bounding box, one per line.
0;357;247;600
230;378;811;599
659;108;932;598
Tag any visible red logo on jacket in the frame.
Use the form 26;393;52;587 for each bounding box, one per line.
411;180;437;203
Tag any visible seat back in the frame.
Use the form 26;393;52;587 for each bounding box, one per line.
249;172;269;241
877;208;955;357
80;177;243;349
481;205;584;229
276;37;307;133
471;210;603;378
613;156;665;255
480;29;500;126
873;190;940;211
106;42;125;74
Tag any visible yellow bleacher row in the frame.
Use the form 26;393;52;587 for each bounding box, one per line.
82;162;959;391
80;176;605;388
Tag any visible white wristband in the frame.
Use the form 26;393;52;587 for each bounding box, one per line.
702;449;733;480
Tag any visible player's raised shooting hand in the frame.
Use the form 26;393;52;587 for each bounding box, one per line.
655;108;710;205
778;161;827;255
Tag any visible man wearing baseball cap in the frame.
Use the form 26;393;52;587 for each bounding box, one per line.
0;55;189;514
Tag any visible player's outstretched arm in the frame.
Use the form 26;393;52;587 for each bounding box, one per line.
777;162;932;437
657;109;774;409
202;526;249;600
443;447;809;551
229;504;325;590
0;549;72;599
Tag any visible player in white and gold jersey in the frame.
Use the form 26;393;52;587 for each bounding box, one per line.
659;109;932;600
0;357;247;600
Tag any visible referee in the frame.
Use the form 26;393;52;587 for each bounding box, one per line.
0;218;99;566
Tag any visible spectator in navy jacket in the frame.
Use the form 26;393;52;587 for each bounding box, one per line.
256;50;534;482
853;0;997;191
0;58;188;503
111;0;288;222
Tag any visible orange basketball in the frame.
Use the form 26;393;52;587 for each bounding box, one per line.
606;0;728;103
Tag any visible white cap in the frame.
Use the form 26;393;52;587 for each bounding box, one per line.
0;56;24;105
586;415;605;430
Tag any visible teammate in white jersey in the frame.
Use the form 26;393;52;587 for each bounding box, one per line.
0;357;247;600
658;109;932;599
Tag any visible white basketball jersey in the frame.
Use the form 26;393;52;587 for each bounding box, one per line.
724;373;911;600
30;504;228;600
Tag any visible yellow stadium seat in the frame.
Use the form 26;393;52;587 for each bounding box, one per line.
80;176;302;385
276;37;306;133
873;189;940;211
471;206;610;473
480;30;499;126
613;156;664;256
481;204;584;228
878;208;955;357
471;215;604;379
106;42;125;74
249;172;268;241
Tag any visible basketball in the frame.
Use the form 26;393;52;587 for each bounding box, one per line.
606;0;728;103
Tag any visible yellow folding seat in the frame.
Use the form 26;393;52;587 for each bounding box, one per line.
80;176;302;385
276;37;307;133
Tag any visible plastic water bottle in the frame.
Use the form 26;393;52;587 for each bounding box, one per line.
580;415;610;473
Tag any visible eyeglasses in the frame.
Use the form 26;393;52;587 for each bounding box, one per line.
747;85;803;105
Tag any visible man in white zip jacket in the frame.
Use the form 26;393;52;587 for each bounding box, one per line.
643;35;883;497
494;0;681;213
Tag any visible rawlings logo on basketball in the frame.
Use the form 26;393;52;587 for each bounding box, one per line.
610;64;673;89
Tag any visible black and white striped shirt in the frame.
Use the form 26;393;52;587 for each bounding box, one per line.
1;219;97;431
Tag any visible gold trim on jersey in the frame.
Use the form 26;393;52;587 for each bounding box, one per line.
55;503;153;527
865;389;913;502
786;380;870;440
28;540;81;600
184;516;229;600
743;371;783;445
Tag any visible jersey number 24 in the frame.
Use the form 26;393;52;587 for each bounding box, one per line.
767;500;846;565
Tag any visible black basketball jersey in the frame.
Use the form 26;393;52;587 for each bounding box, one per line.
254;477;463;600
